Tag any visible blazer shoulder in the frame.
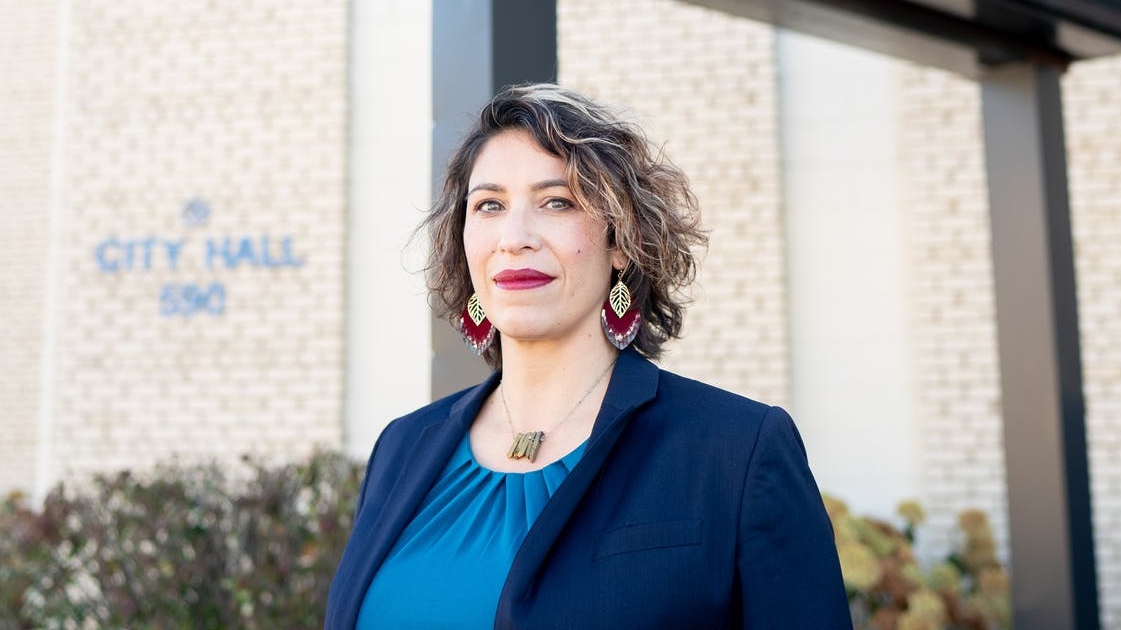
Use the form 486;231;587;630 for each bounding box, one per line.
654;368;774;423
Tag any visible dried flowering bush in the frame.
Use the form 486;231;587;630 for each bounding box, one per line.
827;495;1011;630
0;451;363;630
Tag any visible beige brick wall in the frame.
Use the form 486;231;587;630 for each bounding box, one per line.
1065;53;1121;630
558;0;789;407
40;0;348;483
898;55;1121;628
897;63;1010;562
0;1;57;497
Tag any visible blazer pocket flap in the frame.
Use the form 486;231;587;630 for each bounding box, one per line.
593;518;702;560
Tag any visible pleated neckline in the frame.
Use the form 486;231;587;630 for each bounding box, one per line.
355;432;587;630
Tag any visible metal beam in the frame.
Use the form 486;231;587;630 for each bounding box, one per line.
685;0;1121;77
979;62;1098;630
430;0;556;399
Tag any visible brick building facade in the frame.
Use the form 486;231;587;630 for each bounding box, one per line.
1;0;1119;625
0;0;347;491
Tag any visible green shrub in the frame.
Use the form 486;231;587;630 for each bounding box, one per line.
2;455;1009;630
826;495;1011;630
0;451;363;630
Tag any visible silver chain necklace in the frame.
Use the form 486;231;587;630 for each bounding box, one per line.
500;357;617;463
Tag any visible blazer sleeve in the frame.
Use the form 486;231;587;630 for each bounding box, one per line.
737;406;852;629
352;428;386;518
324;426;390;629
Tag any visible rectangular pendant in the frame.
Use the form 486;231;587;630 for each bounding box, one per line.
525;432;544;462
513;433;529;459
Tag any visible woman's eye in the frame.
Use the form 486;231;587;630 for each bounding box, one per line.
475;200;503;213
545;198;574;211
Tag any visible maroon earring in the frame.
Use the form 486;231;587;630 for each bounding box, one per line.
459;293;495;355
601;273;641;350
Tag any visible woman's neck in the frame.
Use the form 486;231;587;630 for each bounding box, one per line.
497;334;619;422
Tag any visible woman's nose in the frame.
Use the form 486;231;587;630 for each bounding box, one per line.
496;202;540;253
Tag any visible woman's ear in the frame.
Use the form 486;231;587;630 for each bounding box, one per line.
610;250;628;272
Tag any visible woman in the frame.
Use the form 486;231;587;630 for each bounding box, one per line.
327;84;850;629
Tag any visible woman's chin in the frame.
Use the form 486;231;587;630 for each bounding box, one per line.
493;321;585;346
494;327;554;345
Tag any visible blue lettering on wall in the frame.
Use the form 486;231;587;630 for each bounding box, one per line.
165;239;185;271
280;235;305;268
159;282;226;317
95;236;189;272
94;200;306;317
95;238;121;272
231;237;256;267
205;237;228;269
262;235;305;268
138;237;155;269
94;237;136;271
205;235;306;270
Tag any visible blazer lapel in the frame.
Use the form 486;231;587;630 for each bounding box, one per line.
495;349;660;627
332;371;500;629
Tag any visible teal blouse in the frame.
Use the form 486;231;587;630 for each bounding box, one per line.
355;432;587;629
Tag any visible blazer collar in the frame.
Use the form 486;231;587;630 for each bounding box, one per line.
587;347;660;442
335;349;659;630
372;365;502;541
332;370;500;630
496;348;660;627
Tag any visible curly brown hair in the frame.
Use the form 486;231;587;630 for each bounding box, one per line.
423;83;707;367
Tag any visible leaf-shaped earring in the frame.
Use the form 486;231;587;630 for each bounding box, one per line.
601;272;641;350
459;293;495;355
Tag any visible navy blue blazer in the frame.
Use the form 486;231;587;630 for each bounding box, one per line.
326;349;851;629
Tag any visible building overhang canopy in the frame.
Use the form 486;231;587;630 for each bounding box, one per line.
692;0;1121;76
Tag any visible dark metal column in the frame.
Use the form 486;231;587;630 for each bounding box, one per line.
980;62;1099;630
430;0;557;399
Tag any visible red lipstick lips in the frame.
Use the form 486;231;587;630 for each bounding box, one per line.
494;268;554;290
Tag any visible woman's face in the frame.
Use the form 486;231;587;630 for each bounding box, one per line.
463;129;624;347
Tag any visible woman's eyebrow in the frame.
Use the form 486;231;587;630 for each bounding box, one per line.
466;183;504;197
466;179;569;197
531;179;569;191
